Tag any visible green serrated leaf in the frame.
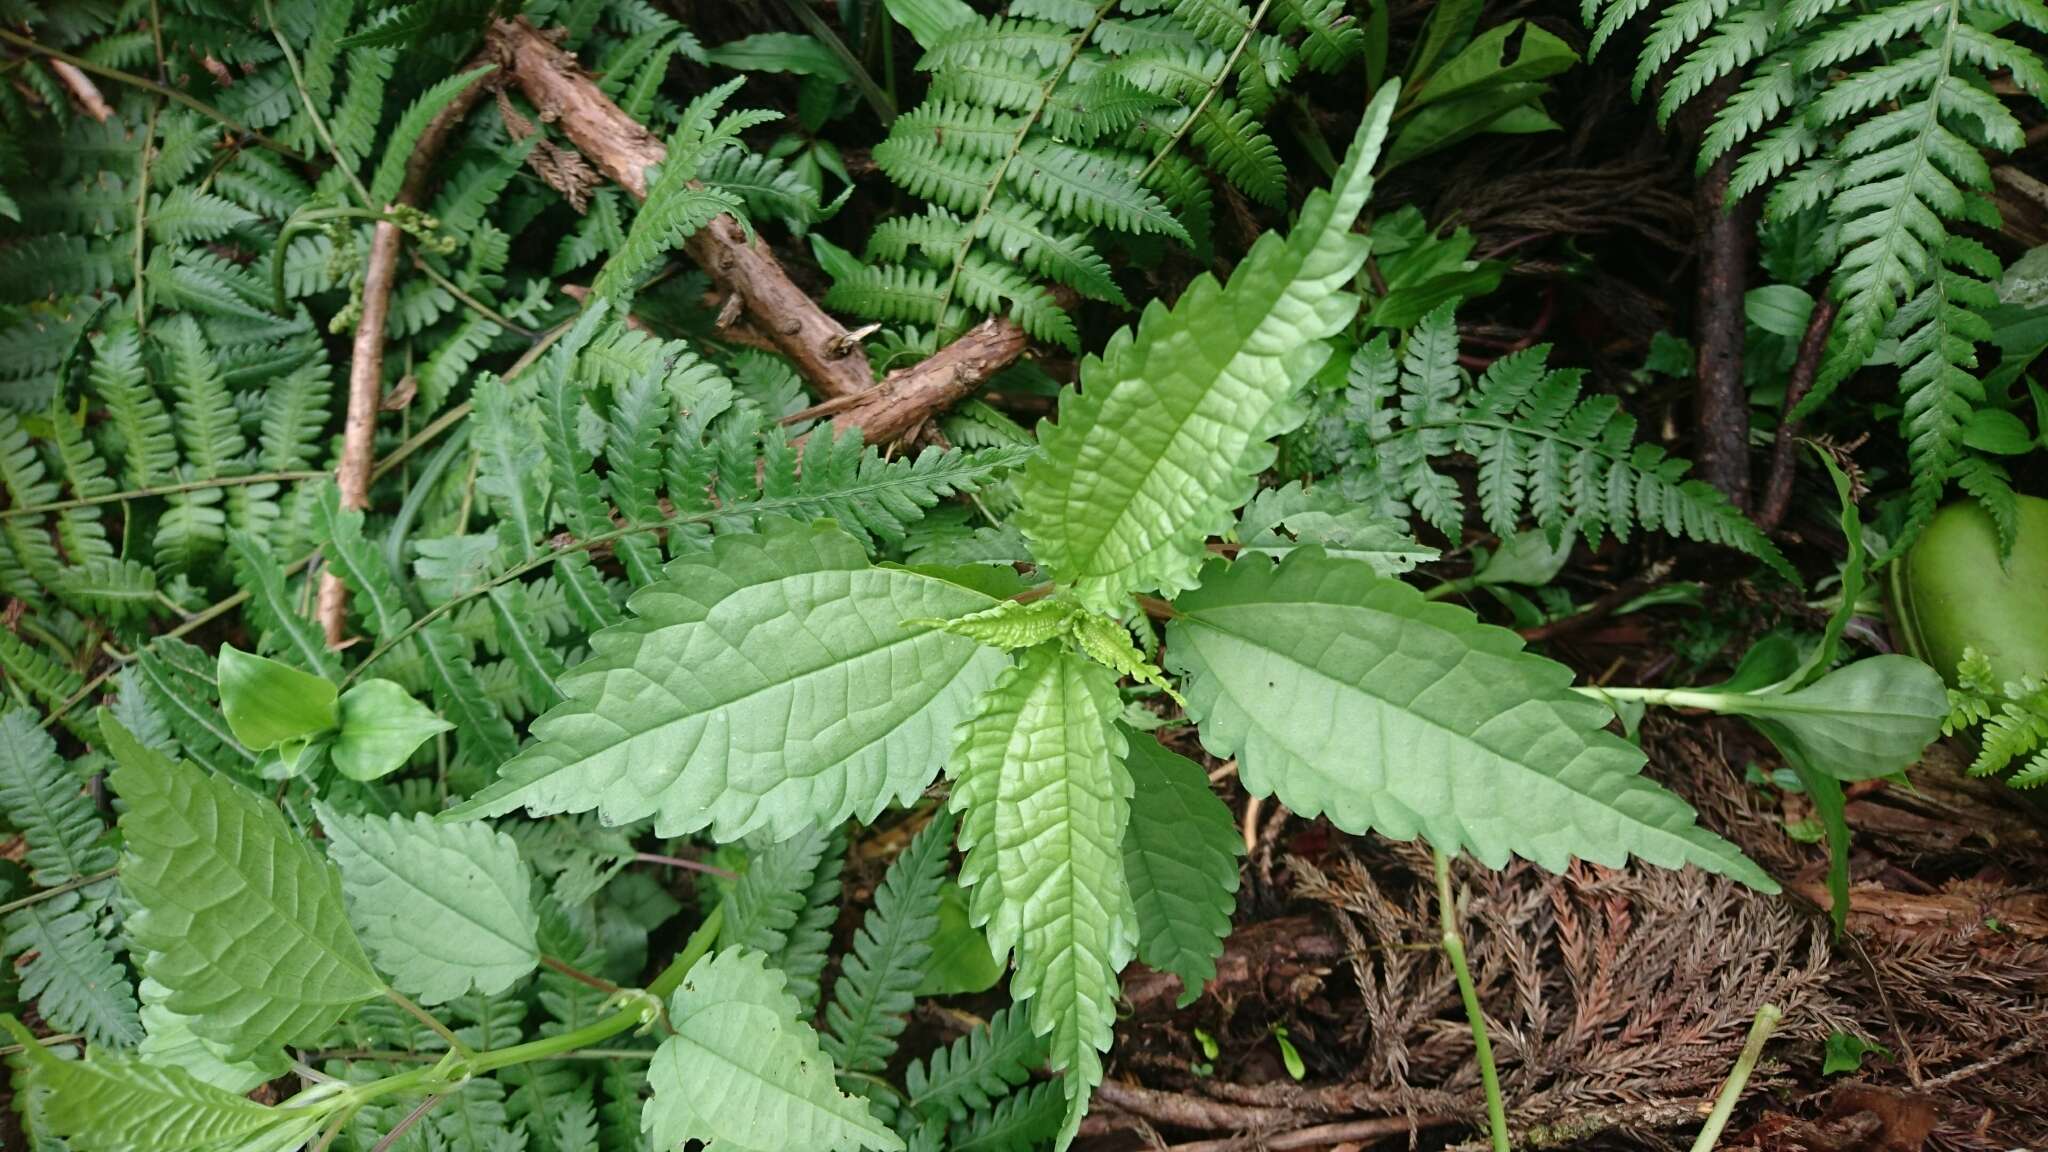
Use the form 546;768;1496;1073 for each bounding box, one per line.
1168;550;1778;890
450;520;1009;841
3;1015;318;1152
317;806;539;1004
1121;736;1241;1007
1015;84;1398;612
949;645;1133;1147
103;715;382;1059
644;946;904;1152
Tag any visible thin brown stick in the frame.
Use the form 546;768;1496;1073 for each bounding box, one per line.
318;65;495;646
1517;559;1674;644
47;59;112;121
1159;1116;1449;1152
487;17;1032;442
1094;1081;1298;1130
1757;298;1838;532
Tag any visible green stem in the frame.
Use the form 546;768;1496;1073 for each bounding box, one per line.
383;988;471;1059
0;471;327;520
1435;849;1509;1152
1570;685;1733;711
0;28;307;159
1689;1003;1782;1152
0;868;118;917
1423;576;1479;601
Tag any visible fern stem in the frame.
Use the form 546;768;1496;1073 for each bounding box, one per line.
368;1095;443;1152
132;98;159;332
261;0;374;208
1689;1003;1782;1152
932;0;1118;331
0;29;307;160
0;471;327;520
0;868;118;917
1135;0;1276;189
1435;849;1509;1152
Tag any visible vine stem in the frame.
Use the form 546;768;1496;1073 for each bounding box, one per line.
1435;849;1509;1152
0;28;307;159
931;0;1118;331
1135;0;1276;188
1689;1003;1783;1152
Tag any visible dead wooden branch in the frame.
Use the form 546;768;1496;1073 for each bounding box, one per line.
487;17;1032;444
319;65;496;646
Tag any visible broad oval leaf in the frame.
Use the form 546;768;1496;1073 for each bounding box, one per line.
449;520;1010;841
316;807;540;1004
215;644;336;752
331;679;454;782
1721;656;1949;782
102;715;383;1060
1167;551;1777;891
1014;83;1399;613
949;645;1133;1146
1121;735;1242;1008
644;946;903;1152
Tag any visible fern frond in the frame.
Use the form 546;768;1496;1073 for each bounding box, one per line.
905;1005;1047;1121
5;894;143;1048
1009;141;1187;241
1189;98;1285;207
824;809;953;1075
0;708;115;885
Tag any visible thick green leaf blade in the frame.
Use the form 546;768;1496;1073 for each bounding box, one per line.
316;807;539;1005
1014;83;1398;612
949;645;1133;1147
1167;551;1777;891
1121;736;1241;1008
102;715;382;1059
214;644;336;752
449;520;1009;841
643;946;903;1152
331;679;453;782
3;1015;315;1152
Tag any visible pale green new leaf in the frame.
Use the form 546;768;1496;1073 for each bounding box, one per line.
1015;83;1397;612
317;807;539;1004
1167;551;1778;890
1121;736;1241;1008
449;520;1009;841
331;679;453;782
644;946;903;1152
103;715;382;1059
215;644;337;753
949;645;1133;1147
3;1016;318;1152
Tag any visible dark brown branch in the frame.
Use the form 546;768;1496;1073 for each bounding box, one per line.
487;17;1032;443
1517;559;1674;645
1158;1116;1450;1152
1757;297;1838;532
1693;148;1752;510
1093;1082;1299;1130
319;64;496;646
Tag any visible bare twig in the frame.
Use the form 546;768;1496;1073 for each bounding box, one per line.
1158;1116;1447;1152
317;64;495;645
487;17;1032;443
1093;1081;1298;1130
1757;298;1838;532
